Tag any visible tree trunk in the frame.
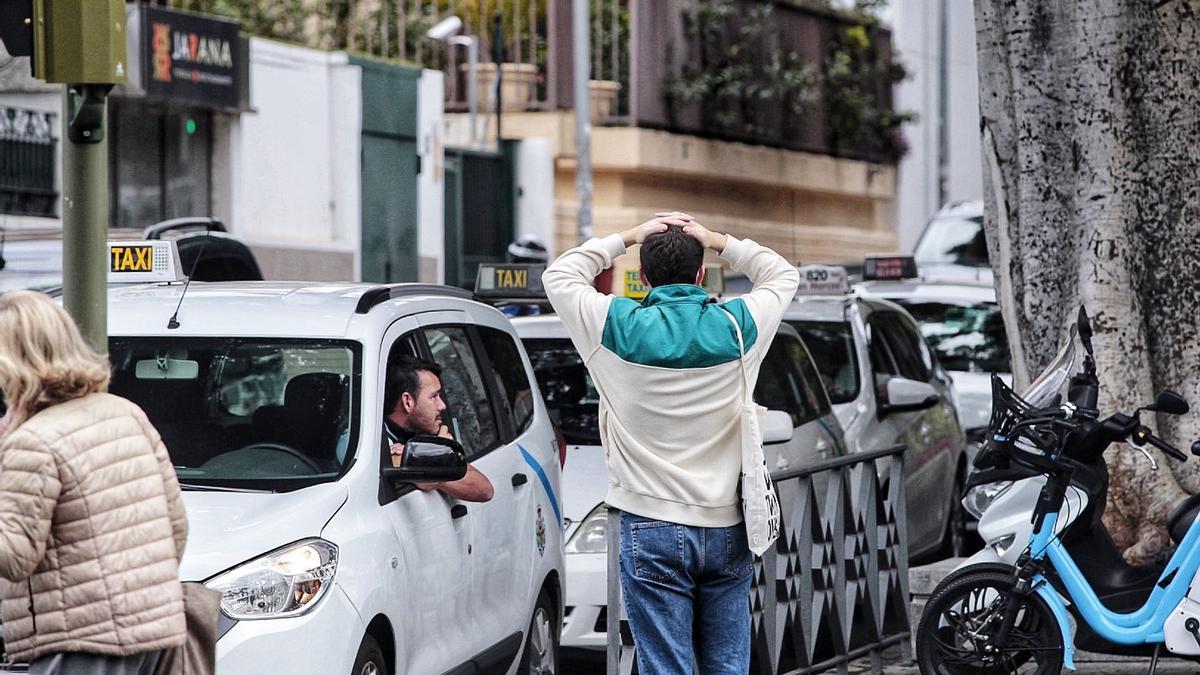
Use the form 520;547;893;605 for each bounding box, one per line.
974;0;1200;564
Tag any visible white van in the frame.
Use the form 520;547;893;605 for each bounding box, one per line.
78;244;567;675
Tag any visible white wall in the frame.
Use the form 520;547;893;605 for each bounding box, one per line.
226;39;361;257
0;43;65;231
886;0;983;250
417;69;445;284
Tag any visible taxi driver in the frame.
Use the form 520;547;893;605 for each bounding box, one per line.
384;355;494;502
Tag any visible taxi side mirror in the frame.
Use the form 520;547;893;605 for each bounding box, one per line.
762;410;794;444
878;378;939;418
382;436;468;484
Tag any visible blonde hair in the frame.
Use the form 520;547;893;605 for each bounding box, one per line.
0;291;110;432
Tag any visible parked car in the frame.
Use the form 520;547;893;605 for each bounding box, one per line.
853;255;1012;451
784;265;969;560
912;199;992;282
511;312;845;652
0;216;263;294
6;241;566;675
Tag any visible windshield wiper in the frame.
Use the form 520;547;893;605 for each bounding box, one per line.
179;482;274;494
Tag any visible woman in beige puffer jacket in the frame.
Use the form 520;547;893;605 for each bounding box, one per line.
0;291;187;675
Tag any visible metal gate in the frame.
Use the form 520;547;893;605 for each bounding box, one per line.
443;142;515;288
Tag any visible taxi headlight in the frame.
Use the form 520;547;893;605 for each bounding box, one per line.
962;480;1014;520
565;505;608;554
205;539;338;620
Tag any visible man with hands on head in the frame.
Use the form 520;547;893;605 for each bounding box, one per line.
543;211;799;675
384;354;494;502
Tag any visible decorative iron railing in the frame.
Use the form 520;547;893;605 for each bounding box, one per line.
606;445;911;674
0;107;58;219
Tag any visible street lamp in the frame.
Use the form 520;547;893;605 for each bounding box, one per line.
426;16;479;145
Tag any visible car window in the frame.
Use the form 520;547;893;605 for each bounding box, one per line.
891;300;1011;374
788;320;860;405
423;326;500;458
784;336;831;416
866;315;901;402
874;312;930;382
754;337;820;427
477;326;535;440
108;337;360;491
522;338;600;446
913;214;988;267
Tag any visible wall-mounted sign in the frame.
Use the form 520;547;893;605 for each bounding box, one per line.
142;5;241;110
624;269;648;300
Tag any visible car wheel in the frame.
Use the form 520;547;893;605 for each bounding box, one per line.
351;634;387;675
941;468;969;559
519;589;559;675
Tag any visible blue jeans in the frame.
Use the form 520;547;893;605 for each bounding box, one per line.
618;511;754;674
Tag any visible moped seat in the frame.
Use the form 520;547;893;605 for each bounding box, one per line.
1168;493;1200;544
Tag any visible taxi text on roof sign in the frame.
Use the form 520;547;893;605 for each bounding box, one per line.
475;263;546;299
795;265;850;295
106;241;185;284
111;245;154;273
863;254;919;282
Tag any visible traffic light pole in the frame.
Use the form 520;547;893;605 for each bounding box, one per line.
61;84;111;355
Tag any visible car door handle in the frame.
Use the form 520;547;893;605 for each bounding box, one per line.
451;504;468;519
511;473;528;487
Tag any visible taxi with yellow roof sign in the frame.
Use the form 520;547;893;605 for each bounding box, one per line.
475;262;845;652
776;260;970;560
4;243;568;675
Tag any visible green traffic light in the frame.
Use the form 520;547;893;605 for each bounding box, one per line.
185;117;197;135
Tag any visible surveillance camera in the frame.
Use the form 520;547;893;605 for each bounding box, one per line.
426;16;463;41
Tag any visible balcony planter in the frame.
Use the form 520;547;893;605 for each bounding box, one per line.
460;62;539;111
589;79;622;121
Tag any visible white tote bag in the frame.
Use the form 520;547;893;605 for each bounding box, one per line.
719;306;781;556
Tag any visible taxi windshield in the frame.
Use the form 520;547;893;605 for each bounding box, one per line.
892;300;1011;374
108;337;361;492
787;320;860;405
521;338;600;445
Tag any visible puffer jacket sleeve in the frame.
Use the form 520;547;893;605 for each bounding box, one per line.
132;409;187;560
0;428;61;581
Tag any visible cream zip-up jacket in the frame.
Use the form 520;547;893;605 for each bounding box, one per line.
544;234;799;527
0;393;187;662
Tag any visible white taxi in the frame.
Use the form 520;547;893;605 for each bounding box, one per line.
852;255;1012;448
481;266;847;653
784;264;968;559
64;243;567;675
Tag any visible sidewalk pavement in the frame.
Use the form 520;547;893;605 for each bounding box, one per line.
848;646;1199;674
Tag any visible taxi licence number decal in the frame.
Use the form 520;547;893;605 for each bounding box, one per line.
111;245;155;273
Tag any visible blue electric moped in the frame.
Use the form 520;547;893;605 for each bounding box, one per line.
916;308;1200;674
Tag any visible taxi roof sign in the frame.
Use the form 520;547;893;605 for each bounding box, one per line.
862;254;918;281
107;241;185;284
474;263;545;300
795;265;850;295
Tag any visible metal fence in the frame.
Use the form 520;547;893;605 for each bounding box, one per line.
605;445;911;674
0;107;57;219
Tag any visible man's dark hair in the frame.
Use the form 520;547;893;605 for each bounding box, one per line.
384;354;442;414
639;225;703;287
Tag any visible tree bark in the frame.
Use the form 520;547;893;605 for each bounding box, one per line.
975;0;1200;564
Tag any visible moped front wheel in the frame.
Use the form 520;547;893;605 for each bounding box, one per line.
917;570;1063;674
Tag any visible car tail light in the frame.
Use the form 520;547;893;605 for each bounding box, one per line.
553;423;567;467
